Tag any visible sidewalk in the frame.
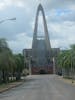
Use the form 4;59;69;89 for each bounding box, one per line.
58;75;75;86
0;80;24;93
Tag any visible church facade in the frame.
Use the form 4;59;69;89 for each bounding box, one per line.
23;4;60;74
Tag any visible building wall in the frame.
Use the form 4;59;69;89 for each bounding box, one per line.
23;48;60;74
23;4;60;75
31;66;53;74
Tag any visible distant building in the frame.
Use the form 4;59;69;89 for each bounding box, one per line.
23;4;60;74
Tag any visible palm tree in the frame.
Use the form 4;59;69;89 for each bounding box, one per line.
0;38;15;83
70;44;75;78
14;54;24;80
57;50;71;77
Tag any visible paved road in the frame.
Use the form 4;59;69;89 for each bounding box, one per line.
0;75;75;100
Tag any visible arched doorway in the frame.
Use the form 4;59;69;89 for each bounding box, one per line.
39;69;47;74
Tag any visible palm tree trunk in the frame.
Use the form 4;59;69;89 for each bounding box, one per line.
2;69;7;83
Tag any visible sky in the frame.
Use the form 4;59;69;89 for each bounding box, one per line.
0;0;75;53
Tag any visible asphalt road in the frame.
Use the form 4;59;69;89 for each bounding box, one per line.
0;75;75;100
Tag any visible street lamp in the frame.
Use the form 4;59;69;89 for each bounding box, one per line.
0;17;16;24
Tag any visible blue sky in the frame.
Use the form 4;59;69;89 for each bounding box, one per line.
0;0;75;53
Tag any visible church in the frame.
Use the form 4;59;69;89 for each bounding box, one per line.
23;4;59;74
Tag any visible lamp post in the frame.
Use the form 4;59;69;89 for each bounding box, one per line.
0;17;16;24
53;57;55;74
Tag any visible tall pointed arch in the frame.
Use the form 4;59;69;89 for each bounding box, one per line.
32;4;51;50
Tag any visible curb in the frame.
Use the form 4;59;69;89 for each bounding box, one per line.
58;75;75;86
0;81;24;93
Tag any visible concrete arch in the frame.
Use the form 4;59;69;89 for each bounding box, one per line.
32;4;51;50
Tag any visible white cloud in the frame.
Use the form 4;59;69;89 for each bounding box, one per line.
48;21;75;48
61;11;75;22
0;0;75;53
0;0;75;10
0;2;6;10
8;32;32;53
0;0;25;10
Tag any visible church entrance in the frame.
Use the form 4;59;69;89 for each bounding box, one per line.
39;69;47;74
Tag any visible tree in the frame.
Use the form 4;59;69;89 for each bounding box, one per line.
57;44;75;78
14;54;24;80
0;38;25;83
70;44;75;75
57;50;71;76
0;38;15;83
